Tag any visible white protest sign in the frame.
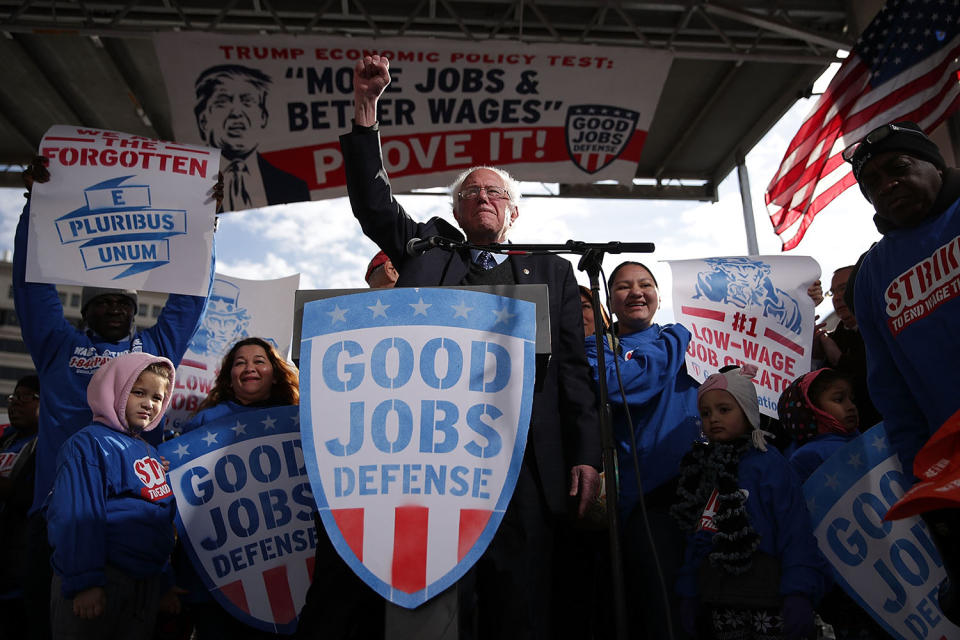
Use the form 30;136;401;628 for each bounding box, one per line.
28;125;218;295
803;424;959;640
159;406;313;634
667;256;820;418
154;32;673;208
167;272;300;431
299;288;536;608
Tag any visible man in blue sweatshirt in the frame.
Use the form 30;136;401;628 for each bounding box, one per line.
845;121;960;624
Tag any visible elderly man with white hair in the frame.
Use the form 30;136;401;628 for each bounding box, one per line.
335;54;601;639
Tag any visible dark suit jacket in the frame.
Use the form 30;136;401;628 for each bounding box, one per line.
258;153;311;206
340;127;601;515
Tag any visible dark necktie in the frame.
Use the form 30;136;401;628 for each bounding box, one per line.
227;160;252;212
477;251;496;270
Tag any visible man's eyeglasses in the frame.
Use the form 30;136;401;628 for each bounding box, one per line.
8;393;39;403
842;123;930;162
458;185;509;200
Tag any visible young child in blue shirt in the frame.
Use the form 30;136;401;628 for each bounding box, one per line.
779;369;894;640
672;365;828;640
45;352;179;639
778;368;860;484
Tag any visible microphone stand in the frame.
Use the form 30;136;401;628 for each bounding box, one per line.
430;236;654;640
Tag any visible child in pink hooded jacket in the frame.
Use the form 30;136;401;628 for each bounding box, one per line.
45;352;178;639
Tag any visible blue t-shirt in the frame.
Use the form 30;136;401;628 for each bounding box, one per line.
854;196;960;474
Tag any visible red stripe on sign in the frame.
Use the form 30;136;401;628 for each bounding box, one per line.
179;358;207;370
263;565;297;625
331;508;365;562
458;509;492;562
392;505;429;594
306;555;316;583
219;579;249;614
763;327;804;356
681;306;726;321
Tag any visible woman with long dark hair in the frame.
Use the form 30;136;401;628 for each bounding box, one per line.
182;337;298;433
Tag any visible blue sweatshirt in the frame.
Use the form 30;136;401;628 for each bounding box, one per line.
853;195;960;475
45;424;176;597
585;323;701;515
676;447;828;603
789;433;858;484
13;203;212;513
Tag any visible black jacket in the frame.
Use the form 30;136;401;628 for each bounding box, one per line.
339;127;601;515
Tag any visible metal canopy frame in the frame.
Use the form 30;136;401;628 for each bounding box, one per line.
0;1;852;200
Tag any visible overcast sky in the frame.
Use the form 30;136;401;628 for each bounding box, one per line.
0;65;882;324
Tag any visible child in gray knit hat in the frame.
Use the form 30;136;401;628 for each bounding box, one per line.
672;366;829;640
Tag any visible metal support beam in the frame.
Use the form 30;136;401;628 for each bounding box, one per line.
551;182;718;201
702;1;853;51
0;166;26;189
736;152;760;256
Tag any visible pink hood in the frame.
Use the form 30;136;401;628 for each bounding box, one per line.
87;352;175;434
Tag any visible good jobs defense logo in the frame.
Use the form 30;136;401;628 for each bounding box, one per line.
565;104;639;174
299;288;536;608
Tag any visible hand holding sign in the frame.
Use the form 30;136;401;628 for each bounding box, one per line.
22;155;50;194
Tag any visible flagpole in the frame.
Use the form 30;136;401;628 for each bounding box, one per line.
736;152;760;255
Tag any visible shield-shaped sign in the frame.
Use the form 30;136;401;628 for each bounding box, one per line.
159;405;315;634
299;288;536;608
565;104;640;174
802;423;960;639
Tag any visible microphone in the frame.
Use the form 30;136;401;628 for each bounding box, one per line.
406;236;445;256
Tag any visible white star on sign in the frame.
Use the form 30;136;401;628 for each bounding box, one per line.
328;305;348;323
173;442;190;459
824;473;840;490
492;306;517;325
410;298;432;316
231;420;246;436
290;413;300;426
262;415;277;430
368;299;390;318
202;430;219;446
452;301;473;319
871;435;888;452
848;452;863;469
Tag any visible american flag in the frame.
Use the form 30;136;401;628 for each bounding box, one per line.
765;0;960;251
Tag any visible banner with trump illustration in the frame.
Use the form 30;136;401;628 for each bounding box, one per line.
154;32;672;209
298;288;536;608
667;255;820;418
27;125;218;295
158;405;313;634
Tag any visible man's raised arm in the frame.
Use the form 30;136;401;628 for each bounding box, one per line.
353;56;391;127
